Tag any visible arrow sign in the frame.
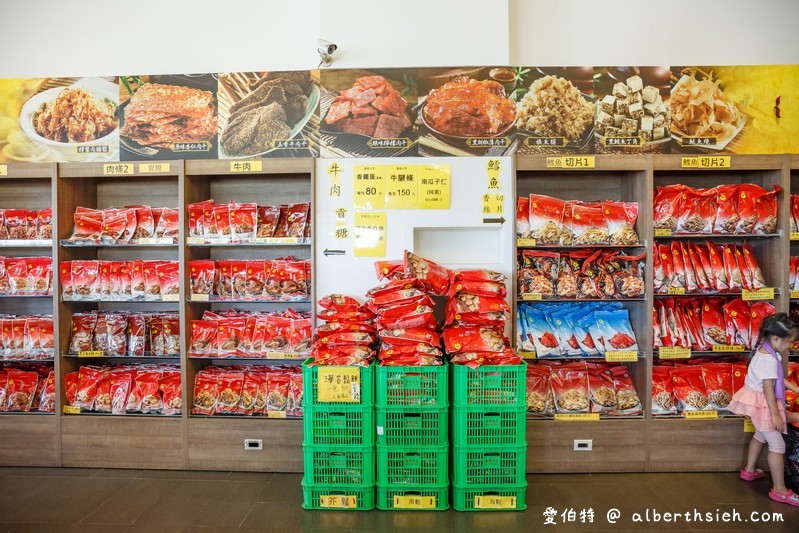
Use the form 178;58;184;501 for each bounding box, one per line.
483;217;505;225
324;249;345;256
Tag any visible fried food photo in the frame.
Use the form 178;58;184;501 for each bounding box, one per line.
33;87;117;143
671;70;742;143
423;76;516;137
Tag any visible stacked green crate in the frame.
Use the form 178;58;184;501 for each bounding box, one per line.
451;363;528;511
301;359;376;510
375;363;449;511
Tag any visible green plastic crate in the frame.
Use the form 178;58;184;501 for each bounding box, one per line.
376;484;449;511
452;483;527;511
303;445;375;486
376;445;448;487
376;364;448;408
452;445;526;486
301;478;375;511
452;406;526;447
303;404;375;446
376;407;448;447
302;359;375;407
451;363;526;408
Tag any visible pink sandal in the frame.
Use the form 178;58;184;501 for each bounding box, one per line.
768;489;799;507
739;468;765;481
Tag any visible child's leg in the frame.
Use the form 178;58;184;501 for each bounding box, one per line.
745;433;767;471
759;430;788;493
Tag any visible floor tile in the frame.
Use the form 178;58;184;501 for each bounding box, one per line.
7;524;126;533
80;479;179;525
257;473;304;503
227;471;274;482
0;467;99;478
240;502;301;530
135;469;231;481
94;468;145;479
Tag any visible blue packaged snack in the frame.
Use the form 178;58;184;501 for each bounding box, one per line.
594;309;639;352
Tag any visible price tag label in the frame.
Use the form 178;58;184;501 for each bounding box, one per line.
474;496;517;509
317;367;361;403
521;293;542;301
711;345;745;352
742;288;774;301
555;413;600;421
139;163;170;173
546;156;595;169
354;211;386;258
418;164;451;209
791;232;799;241
685;410;718;419
268;352;286;360
137;238;158;245
354;164;386;210
482;193;504;215
792;291;799;300
744;419;755;432
517;239;536;247
659;347;691;359
604;351;638;362
681;156;731;168
161;294;179;302
229;160;262;172
654;228;673;237
667;287;685;295
393;495;436;509
0;165;7;176
78;351;104;358
103;163;133;175
385;164;418;209
191;294;210;302
267;411;286;419
63;406;81;415
186;237;205;245
518;351;537;360
319;495;357;509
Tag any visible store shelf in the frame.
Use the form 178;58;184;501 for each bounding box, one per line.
187;297;311;304
653;291;779;298
527;414;645;421
186;238;310;247
61;297;180;303
0;294;53;298
63;412;181;418
190;414;302;420
0;239;53;248
520;353;646;361
0;411;55;416
518;296;645;302
516;242;645;249
0;414;58;467
60;239;177;248
63;354;180;362
188;356;306;362
653;233;781;240
0;358;54;363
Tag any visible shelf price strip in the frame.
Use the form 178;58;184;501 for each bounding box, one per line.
545;156;595;169
659;347;691;359
554;413;600;421
742;288;774;301
685;410;718;419
711;345;745;352
654;229;672;237
63;406;80;415
681;156;730;168
604;351;638;362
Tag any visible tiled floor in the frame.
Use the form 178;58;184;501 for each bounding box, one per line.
0;468;797;532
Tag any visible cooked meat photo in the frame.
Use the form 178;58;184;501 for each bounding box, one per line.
120;83;217;148
33;88;117;143
423;76;516;137
323;75;411;138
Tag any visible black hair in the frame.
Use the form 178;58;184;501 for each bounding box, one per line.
754;312;797;348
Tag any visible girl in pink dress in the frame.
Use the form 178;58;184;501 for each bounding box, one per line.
730;312;799;506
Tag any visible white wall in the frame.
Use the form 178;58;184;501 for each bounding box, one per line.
509;0;799;66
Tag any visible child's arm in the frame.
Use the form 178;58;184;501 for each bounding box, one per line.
786;380;799;394
763;379;785;433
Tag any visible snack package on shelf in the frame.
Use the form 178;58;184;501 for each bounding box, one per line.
654;184;779;235
0;315;54;360
65;206;178;244
654;297;774;350
60;260;179;301
0;363;53;412
64;363;181;415
312;294;376;366
517;302;639;357
191;364;301;417
518;194;640;246
187;258;311;302
186;200;311;243
0;209;52;241
189;308;312;359
526;360;642;417
651;359;747;416
68;311;181;357
655;241;766;294
0;256;52;296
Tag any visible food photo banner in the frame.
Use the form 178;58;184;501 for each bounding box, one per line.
0;65;796;163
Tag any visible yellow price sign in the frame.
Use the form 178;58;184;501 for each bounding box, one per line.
353;211;386;257
161;294;180;302
354;164;386;210
268;352;286;360
103;163;133;175
791;290;799;300
516;238;536;247
521;293;542;301
654;228;672;237
659;347;691;359
317;367;361;403
546;156;595;169
0;165;7;176
229;160;262;172
791;232;799;241
191;293;210;302
139;163;170;173
474;496;517;509
681;156;731;168
385;164;418;209
186;237;205;245
604;351;638;362
267;411;286;419
393;495;436;509
418;164;451;209
78;351;104;358
667;287;685;295
62;406;81;415
685;410;718;420
555;413;600;421
482;193;504;215
742;288;774;301
711;345;745;352
320;495;357;509
744;419;755;433
486;158;501;189
518;351;537;360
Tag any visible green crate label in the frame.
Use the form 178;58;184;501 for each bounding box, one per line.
483;454;501;469
329;413;347;428
317;367;361;403
320;495;357;508
475;495;516;509
404;414;421;429
394;495;436;509
484;413;501;428
328;452;347;468
403;453;422;469
484;374;502;388
402;375;422;389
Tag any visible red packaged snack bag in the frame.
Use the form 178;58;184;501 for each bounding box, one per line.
202;202;217;238
678;242;698;293
243;261;265;301
266;373;290;413
155;262;179;300
99;210;126;244
5;258;27;295
127;314;146;356
754;187;778;235
186;202;207;239
120;209;138;244
109;370;132;415
742;243;766;290
654;185;683;231
654;245;669;294
285;202;310;238
651;366;677;415
273;205;289;238
443;325;507;353
4;209;28;239
38;371;56;413
448;293;510;315
722;244;743;292
256;205;280;238
37;208;52;240
723;298;751;347
142;261;162;301
280;260;308;301
560;201;574;246
669;241;686;290
216;371;244;414
235;372;258;415
713;184;739;234
69;209;103;242
38;318;55;358
610;366;642;415
702;362;733;411
701;298;727;346
451;269;506;284
686;243;711;292
572;203;608;245
516;196;530;239
677;187;716;234
65;371;79;406
93;375;112;413
26;257;51;295
705;242;728;292
587;365;617;413
529;194;564;245
212;204;232;241
403;251;449;295
138;370;164;414
189;320;217;356
231;202;257;242
0;211;6;240
670;366;710;413
733;245;752;291
105;314;128;356
793;195;799;234
731;362;747;393
749;301;776;347
228;260;246;300
24;211;38;240
289;318;313;355
603;201;639;245
125;204;155;241
0;371;6;410
319;294;362;311
5;369;37;411
160;371;182;416
235;316;257;357
448;279;507;299
71;260;99;300
380;327;440;346
735;184;766;234
376;302;436;331
156;207;179;241
287;373;304;417
374;260;405;282
550;363;589;413
525;365;550;414
69;313;97;353
252;372;267;415
520;250;558;298
192;372;218;415
97;260;113;299
188;259;214;297
130;260;144;299
76;366;104;410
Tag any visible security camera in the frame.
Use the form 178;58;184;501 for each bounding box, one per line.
317;39;337;55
